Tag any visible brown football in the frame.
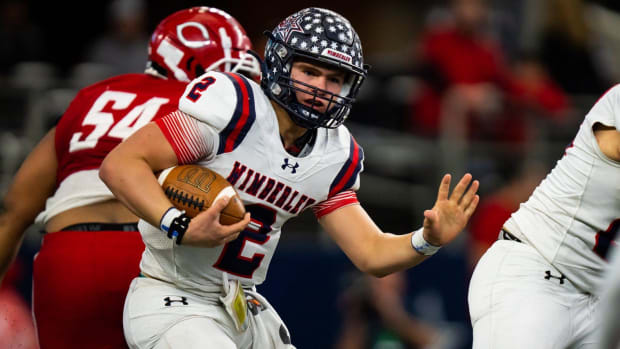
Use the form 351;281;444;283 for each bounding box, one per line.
160;164;245;224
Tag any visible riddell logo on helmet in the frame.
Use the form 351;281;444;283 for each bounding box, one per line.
322;49;352;64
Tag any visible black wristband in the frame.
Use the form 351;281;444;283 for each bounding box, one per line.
167;213;191;245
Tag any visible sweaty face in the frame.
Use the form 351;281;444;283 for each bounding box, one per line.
289;61;346;114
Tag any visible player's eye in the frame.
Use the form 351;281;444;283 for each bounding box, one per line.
329;76;344;85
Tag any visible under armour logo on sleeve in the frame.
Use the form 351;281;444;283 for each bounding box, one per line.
281;158;299;174
164;296;189;306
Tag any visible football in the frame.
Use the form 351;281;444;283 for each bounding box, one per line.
159;164;245;224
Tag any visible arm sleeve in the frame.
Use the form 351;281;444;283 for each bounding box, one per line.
155;110;218;164
313;190;360;219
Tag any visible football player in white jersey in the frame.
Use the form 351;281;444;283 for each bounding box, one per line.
468;84;620;348
101;7;480;348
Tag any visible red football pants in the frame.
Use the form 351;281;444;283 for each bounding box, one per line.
33;230;144;349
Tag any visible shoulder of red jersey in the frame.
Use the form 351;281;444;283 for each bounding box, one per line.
178;71;268;133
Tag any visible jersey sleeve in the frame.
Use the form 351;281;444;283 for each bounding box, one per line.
312;190;360;219
586;84;620;130
327;135;364;198
178;71;257;154
155;110;218;164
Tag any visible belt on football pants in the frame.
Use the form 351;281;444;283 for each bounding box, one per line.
499;228;522;243
59;222;139;232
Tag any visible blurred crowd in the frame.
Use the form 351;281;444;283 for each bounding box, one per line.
1;0;619;347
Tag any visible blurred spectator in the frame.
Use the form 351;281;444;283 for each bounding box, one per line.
335;272;455;349
0;0;44;77
467;157;547;269
0;261;38;349
538;0;612;95
85;0;148;76
409;0;570;142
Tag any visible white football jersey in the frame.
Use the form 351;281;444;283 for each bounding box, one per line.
139;72;364;294
504;84;620;296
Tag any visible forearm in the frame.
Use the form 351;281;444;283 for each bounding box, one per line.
0;211;29;282
362;232;428;277
0;129;57;282
100;123;179;228
321;205;428;277
100;154;172;228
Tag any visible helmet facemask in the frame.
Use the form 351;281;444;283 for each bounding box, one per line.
262;8;368;129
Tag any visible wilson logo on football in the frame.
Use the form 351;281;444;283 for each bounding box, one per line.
175;166;217;193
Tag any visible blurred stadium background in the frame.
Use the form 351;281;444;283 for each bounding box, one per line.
1;0;619;347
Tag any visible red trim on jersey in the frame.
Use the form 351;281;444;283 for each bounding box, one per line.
222;73;252;153
328;137;362;198
313;190;359;219
155;110;208;164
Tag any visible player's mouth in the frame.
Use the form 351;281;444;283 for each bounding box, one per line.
303;98;326;111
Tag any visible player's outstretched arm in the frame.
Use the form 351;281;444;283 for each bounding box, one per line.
319;173;478;277
0;129;57;283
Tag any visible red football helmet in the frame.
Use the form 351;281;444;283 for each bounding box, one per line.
147;7;261;82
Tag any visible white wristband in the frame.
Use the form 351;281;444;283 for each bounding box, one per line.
159;207;184;233
410;228;441;256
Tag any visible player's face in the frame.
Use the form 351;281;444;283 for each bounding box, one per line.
290;61;346;114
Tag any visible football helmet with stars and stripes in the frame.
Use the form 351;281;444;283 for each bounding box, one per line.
262;7;369;129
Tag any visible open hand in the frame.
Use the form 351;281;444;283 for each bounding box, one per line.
422;174;479;246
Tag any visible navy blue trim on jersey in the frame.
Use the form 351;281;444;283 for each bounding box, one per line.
217;73;256;154
328;136;364;197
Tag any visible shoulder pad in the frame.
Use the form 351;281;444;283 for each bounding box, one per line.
179;71;256;132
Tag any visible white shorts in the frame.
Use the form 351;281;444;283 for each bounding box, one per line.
468;240;599;349
123;276;295;349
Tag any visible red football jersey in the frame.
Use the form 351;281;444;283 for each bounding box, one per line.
38;74;186;224
55;74;186;183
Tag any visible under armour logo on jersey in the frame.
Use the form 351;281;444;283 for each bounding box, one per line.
164;296;188;306
544;270;566;285
281;158;299;174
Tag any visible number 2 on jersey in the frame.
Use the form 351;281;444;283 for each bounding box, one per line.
69;91;168;152
213;204;276;278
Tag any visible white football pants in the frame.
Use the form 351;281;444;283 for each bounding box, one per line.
468;240;599;349
123;277;295;349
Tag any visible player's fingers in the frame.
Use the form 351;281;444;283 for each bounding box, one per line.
423;209;437;224
209;195;232;216
463;195;480;218
459;179;479;207
436;174;451;201
222;212;251;234
450;173;473;201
